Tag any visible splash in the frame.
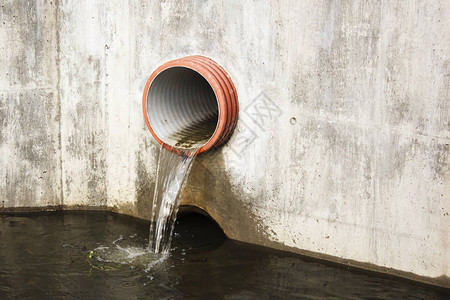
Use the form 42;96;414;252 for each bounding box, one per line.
90;234;168;273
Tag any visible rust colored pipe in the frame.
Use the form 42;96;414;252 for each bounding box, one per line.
142;56;238;154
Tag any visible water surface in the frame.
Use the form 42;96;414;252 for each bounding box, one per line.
0;211;448;299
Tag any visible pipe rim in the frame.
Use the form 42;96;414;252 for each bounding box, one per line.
185;56;238;146
142;56;238;154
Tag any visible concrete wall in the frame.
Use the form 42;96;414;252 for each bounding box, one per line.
1;0;448;287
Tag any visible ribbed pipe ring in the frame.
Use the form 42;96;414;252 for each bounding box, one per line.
142;56;238;154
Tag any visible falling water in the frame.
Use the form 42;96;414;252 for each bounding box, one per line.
148;144;200;253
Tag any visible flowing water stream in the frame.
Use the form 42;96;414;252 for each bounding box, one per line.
148;144;200;253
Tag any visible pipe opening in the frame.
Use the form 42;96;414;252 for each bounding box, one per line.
143;56;238;154
146;67;219;149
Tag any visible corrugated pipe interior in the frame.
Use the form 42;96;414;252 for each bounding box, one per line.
143;56;238;154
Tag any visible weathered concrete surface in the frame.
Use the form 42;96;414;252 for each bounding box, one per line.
0;0;449;287
0;1;61;208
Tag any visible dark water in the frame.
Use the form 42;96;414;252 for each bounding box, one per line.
0;211;448;299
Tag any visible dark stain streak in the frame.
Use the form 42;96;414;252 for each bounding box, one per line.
135;140;157;220
181;149;272;244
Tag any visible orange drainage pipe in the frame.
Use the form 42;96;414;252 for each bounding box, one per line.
142;56;238;154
